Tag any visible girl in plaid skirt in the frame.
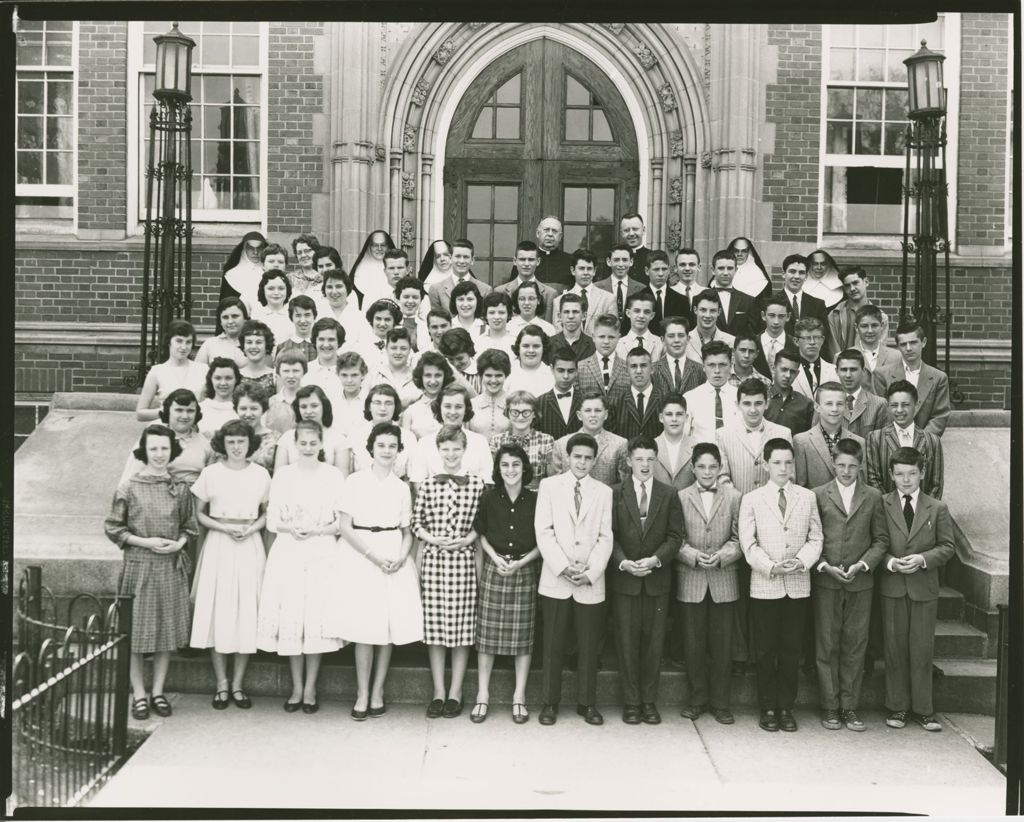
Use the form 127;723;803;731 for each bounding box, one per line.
104;424;197;722
472;444;541;724
411;425;485;719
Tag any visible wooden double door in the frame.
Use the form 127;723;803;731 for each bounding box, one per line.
443;39;640;284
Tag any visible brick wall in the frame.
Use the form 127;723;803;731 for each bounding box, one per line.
957;13;1011;247
267;23;326;235
77;21;128;232
763;24;822;244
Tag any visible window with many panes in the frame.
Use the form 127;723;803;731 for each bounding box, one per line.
130;21;265;223
822;17;957;237
15;20;76;219
562;186;615;259
470;74;522;141
464;184;520;281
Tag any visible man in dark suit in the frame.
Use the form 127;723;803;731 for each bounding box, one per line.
595;243;646;333
549;292;596;360
619;212;650;285
708;249;759;337
765;348;815;436
653;315;705;397
834;349;892;439
776;253;831;361
534;347;583;441
427;238;493;313
878;446;955;732
516;216;574;290
494;240;561;321
639;250;690;336
613;347;665;440
610;436;684;724
812;438;889;732
754;295;793;380
871;321;952;437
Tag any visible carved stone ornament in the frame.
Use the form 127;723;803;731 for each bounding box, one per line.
466;22;487;30
601;23;625;35
666;222;682;252
402;125;417;153
401;172;416;200
700;151;712;169
433;38;456;65
668;177;683;204
669;131;684;158
411;77;431;107
658;83;677;113
374;145;386;161
631;41;657;70
401;218;415;247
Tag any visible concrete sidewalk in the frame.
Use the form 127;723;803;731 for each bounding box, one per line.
90;694;1005;814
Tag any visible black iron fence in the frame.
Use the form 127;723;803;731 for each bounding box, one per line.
11;566;134;809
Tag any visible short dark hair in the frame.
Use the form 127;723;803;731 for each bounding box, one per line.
761;294;791;314
363;383;402;422
895;319;925;341
886;379;918;403
492;443;534;487
133;424;183;464
855;304;884;325
571;248;597;268
321;267;354;296
839;266;867;284
692;289;721;311
366;421;404;455
449;280;483;318
814;380;846;402
625;291;656;311
782;253;807;271
889;445;925;472
205;357;241;399
216;296;249;322
431;384;475;424
836;348;866;369
413;350;455;390
292;384;334;428
240;319;275;353
512;325;551;363
383;248;408;264
261;243;289;264
625;345;652;362
427;307;453;325
514;240;540;256
452;237;474;255
385;326;413;347
336;350;367;375
366;298;402;326
645;249;670;268
312;245;344;272
661;315;690;335
438;327;476;358
159;389;202;426
481;290;514;316
558;291;586;314
512;280;547;317
627;434;658;454
311;317;346;347
566;431;598;457
232;382;270;412
659;392;687;413
592;313;621;332
701;340;732;362
736;377;769;402
256;269;292;306
394;275;425;299
435;423;468;448
620;212;644;225
775;347;803;367
711;249;736;268
691;442;721;465
210;418;261;457
676;247;700;263
835;438;864;462
291;233;321;255
288;294;318;320
550;347;578;367
164;318;195;347
763;437;794;461
477;348;512;377
579;389;608;409
607;242;633;258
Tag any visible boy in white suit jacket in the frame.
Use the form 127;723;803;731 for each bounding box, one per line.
739;438;823;733
535;432;614;726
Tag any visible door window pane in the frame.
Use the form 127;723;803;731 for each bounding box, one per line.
465;183;520;283
495;74;521;104
566;75;589;105
591;188;614;222
467;184;490;216
563;225;586;253
563;186;616;259
493;186;518;220
565;110;589;141
495;108;520;140
563;72;614;143
470;73;522;142
466;223;492;259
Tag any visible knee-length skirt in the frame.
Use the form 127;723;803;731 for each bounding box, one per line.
420;546;476;647
118;547;192;654
475;555;539;656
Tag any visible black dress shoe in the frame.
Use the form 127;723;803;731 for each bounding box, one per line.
442;698;463;718
368;703;386;718
641;703;661;724
426;698;445;718
283;699;302;713
679;703;708;720
711;707;735;725
759;709;779;732
539;704;558;725
579;705;604;726
351;707;368;721
778;708;797;732
622;704;642;724
302;699;319;715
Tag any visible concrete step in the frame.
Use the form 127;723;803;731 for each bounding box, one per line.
156;645;996;714
937;586;965;621
934;620;989;659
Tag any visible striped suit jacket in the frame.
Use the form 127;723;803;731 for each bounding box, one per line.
739;482;824;600
652;355;705;397
865;424;944;499
676;483;743;603
716;420;793;495
793;426;866;488
652;433;697;491
577;351;630;404
843;389;892;439
871;360;951;437
827;302;890;360
550;428;628;487
613;384;666;440
534;388;583;441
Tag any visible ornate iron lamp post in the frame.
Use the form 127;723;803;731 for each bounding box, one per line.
900;39;950;371
132;22;195;388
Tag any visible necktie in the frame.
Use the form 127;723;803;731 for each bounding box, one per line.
714;388;724;429
636;335;645;351
768;338;778;361
793;294;801;320
673;357;683;390
846;393;855;411
616;281;625;316
602;355;611;388
574;480;582;515
655;289;664;317
636;390;646;420
685;285;692;302
639;481;649;521
903;494;914;531
803;361;817;391
778;487;787;518
435;473;470;486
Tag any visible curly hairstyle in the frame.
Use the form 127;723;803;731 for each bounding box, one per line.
215;297;249;327
132;424;183;464
291;233;321;256
511;280;547;318
210;418;261;457
205;357;241;399
363;383;403;422
159;389;202;426
365;298;402;327
492;443;534;488
430;383;475;425
292;383;334;428
449;280;483;319
511;324;552;365
240;319;275;354
366;421;404;455
412;351;455;392
256;269;292;307
232;382;270;412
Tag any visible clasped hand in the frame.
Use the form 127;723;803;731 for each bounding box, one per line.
622;557;659;576
146;536;186;554
561;560;591;586
822;563;863;583
428;534;469;550
695;551;722;569
892;554;925;574
494;556;519;575
770;558;805;576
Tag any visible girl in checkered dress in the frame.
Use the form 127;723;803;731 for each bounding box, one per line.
104;424;198;721
412;425;485;719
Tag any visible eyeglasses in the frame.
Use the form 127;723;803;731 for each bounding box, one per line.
508;408;534;418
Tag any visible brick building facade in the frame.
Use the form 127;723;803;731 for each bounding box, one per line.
14;17;1014;407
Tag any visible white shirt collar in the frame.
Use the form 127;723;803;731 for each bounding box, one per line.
895;421;916;441
901;487;921;509
904;360;922;375
632;476;651;497
634;384;652;402
836;478;857;504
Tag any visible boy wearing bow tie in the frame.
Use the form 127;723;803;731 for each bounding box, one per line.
878;446;954;733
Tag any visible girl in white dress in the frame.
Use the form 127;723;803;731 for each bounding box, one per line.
505;326;555;397
507;281;556;337
135;319;208;422
249;270;295;347
336;422;423;719
449;280;484;337
190;420;272;710
350;384;416;478
257;420;346;713
474;292;517;357
199;358;241;437
401;352;456;440
196;298;249;368
273;384;351;475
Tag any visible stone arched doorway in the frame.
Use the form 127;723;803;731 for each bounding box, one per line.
442;38;640;284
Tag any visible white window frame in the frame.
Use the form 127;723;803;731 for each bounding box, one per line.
818;15;960;247
126;21;268;234
14;20;78;202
